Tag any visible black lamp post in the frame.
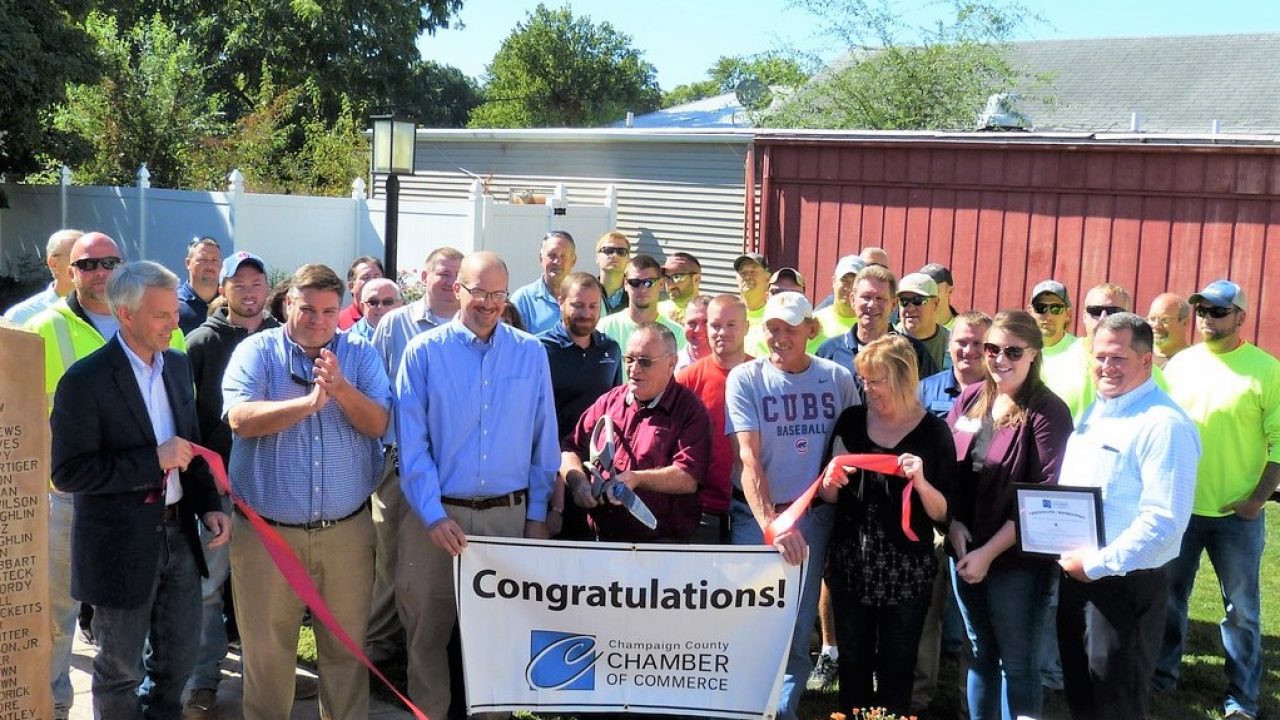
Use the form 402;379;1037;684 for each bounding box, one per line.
370;113;417;280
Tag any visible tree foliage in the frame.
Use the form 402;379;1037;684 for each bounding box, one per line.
0;0;99;175
762;0;1040;130
662;53;811;109
469;4;662;128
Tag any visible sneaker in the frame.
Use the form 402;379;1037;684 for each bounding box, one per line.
182;688;217;720
806;652;838;691
295;674;319;700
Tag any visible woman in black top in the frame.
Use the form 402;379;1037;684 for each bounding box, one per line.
818;334;955;715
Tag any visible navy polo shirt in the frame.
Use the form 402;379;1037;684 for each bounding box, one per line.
918;368;963;420
538;322;624;439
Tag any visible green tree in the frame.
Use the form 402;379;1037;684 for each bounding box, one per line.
0;0;99;176
661;53;811;108
401;60;482;128
50;12;223;187
763;0;1041;130
469;4;661;128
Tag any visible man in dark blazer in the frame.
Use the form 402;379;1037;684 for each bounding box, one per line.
51;260;230;719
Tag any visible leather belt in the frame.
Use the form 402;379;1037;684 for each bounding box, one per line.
441;489;527;511
731;486;794;512
241;501;369;531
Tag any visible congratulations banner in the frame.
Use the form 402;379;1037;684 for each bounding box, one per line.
456;537;805;719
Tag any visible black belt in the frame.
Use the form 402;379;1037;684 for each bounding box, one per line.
240;501;369;531
441;489;526;510
731;486;794;512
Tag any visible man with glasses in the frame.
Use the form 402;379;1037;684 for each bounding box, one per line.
1028;280;1078;400
367;246;463;665
735;252;771;329
394;251;559;720
1046;282;1134;421
562;322;711;542
817;265;936;388
179;236;224;335
895;272;950;371
512;230;577;334
348;278;403;340
596;254;686;379
223;263;390;720
27;231;186;720
1154;280;1280;720
726;291;858;720
658;251;703;324
3;229;81;324
747;268;825;357
1146;292;1192;368
594;231;631;314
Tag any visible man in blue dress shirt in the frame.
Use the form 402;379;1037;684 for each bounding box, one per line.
395;250;560;720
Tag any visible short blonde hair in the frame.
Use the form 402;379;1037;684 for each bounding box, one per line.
596;230;630;252
854;335;921;412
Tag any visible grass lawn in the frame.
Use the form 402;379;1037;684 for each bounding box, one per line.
298;513;1279;720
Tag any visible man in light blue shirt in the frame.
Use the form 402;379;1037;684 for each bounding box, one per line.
510;230;576;334
2;228;81;325
1055;313;1200;720
394;250;559;720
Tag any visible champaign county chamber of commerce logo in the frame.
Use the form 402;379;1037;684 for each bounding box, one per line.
527;630;599;691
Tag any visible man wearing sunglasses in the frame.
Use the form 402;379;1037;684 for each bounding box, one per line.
1155;280;1280;720
512;230;578;335
595;231;631;314
1044;282;1136;422
596;254;686;380
223;263;390;720
348;278;403;341
26;232;187;720
1146;292;1192;368
895;272;950;372
657;251;703;324
178;237;223;335
3;228;81;325
562;323;711;542
1028;280;1078;400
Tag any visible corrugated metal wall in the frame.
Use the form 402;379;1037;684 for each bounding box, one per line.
756;139;1280;352
392;137;750;294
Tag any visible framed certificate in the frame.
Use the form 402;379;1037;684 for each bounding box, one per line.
1013;484;1105;557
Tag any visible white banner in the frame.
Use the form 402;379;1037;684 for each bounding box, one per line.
455;537;805;719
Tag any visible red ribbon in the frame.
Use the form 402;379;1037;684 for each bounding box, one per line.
763;453;918;545
192;444;429;720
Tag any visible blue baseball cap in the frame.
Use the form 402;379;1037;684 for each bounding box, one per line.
1189;280;1247;312
218;251;266;284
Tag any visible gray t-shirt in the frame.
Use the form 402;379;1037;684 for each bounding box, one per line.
725;356;859;503
88;310;120;340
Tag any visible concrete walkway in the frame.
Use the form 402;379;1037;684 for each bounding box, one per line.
66;634;412;719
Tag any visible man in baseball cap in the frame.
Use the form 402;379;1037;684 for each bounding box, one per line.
219;251;267;285
918;263;957;329
814;255;867;340
896;272;949;371
735;251;771;331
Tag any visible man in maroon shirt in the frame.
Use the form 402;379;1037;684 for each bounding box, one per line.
562;323;711;542
676;294;751;543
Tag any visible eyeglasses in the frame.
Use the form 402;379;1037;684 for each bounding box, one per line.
1031;302;1067;315
71;256;123;272
458;284;509;303
623;353;671;368
1085;305;1125;318
289;353;315;387
598;246;629;257
1194;305;1237;319
982;343;1028;361
626;277;659;289
899;296;930;307
189;236;221;248
363;298;399;308
666;272;696;283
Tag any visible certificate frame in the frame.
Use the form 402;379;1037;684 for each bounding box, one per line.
1013;484;1105;558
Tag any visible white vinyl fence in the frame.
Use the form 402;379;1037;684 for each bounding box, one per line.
0;167;616;292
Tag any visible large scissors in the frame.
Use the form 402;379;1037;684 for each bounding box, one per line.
587;415;658;530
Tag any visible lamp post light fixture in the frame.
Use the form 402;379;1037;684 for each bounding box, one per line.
370;113;417;280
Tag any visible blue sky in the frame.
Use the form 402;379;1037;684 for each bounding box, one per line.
418;0;1280;89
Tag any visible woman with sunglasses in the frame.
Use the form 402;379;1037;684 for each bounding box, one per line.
945;310;1073;720
817;334;954;716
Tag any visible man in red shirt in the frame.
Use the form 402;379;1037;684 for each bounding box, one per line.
562;323;711;542
676;294;751;543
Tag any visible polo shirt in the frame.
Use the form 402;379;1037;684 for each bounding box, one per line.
511;277;561;335
538;322;623;439
918;369;963;419
177;280;211;335
565;383;711;542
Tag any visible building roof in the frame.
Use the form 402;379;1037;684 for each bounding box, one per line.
1008;33;1280;134
611;92;754;129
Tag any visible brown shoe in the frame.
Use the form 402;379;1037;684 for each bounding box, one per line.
182;688;217;720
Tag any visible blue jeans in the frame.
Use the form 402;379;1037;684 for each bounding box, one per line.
952;560;1055;720
1155;512;1265;717
49;492;77;718
91;520;201;720
187;495;232;691
731;498;834;720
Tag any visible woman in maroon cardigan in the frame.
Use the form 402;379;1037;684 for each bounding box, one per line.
946;310;1073;720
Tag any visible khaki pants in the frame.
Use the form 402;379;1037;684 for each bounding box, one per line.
367;454;405;658
230;510;375;720
396;501;526;720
